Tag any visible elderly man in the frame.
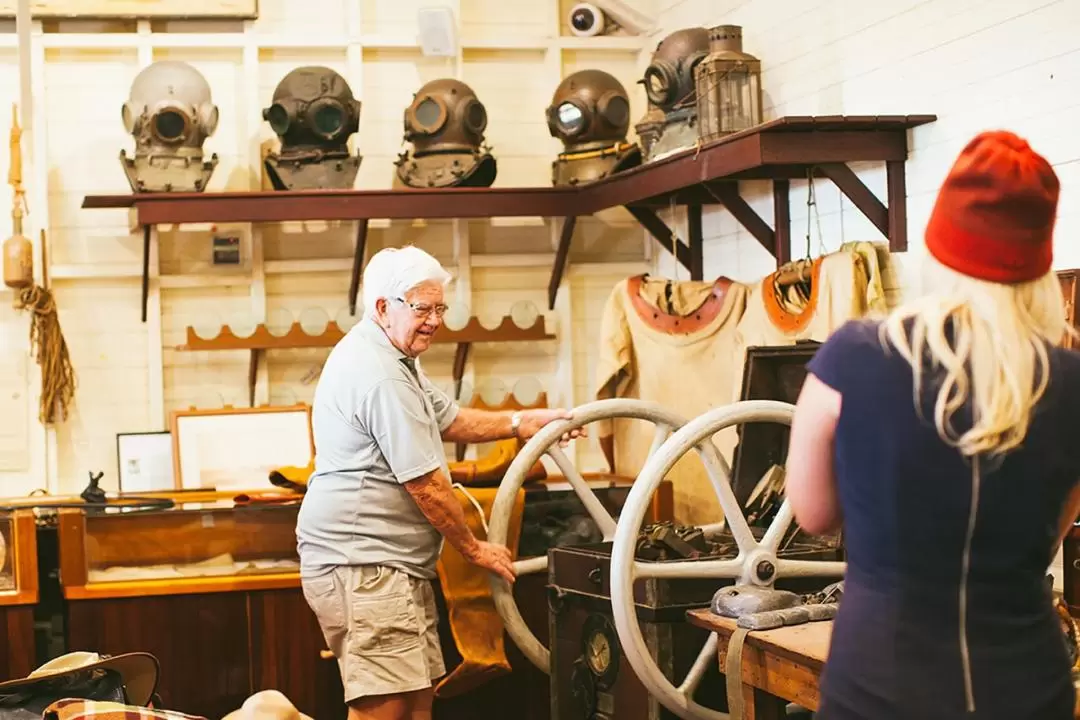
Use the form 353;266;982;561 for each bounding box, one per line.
297;245;579;720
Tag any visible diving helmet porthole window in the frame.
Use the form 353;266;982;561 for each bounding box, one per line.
261;66;363;191
545;69;641;188
393;78;497;189
119;60;220;194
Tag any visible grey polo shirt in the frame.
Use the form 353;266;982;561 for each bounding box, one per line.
296;318;459;580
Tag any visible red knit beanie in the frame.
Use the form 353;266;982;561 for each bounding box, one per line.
925;130;1059;284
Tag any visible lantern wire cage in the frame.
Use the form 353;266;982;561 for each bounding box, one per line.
694;25;763;145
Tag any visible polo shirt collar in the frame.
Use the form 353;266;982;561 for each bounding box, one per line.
358;318;417;371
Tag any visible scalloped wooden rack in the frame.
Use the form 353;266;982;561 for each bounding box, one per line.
176;315;556;408
177;315;554;351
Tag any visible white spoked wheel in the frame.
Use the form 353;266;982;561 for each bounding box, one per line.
610;400;847;720
488;398;706;673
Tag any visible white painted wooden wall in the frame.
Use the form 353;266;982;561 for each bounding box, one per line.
652;0;1080;290
0;0;659;496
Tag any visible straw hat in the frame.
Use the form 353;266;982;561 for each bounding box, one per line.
0;651;158;706
221;690;313;720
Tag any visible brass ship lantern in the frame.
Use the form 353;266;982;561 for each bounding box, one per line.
694;24;763;143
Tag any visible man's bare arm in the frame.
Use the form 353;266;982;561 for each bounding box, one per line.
403;467;516;583
403;467;481;557
441;407;514;444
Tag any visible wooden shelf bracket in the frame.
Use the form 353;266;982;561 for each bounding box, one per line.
547;216;577;310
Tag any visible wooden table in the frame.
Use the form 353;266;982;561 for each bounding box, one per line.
686;608;832;720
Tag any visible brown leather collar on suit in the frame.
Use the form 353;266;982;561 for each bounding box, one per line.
761;257;823;334
626;274;733;334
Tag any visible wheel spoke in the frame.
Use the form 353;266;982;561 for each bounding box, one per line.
646;423;671;460
546;445;618;539
775;558;846;578
513;556;547;576
696;439;757;554
677;633;718;697
634;557;744;580
759;498;794;552
699;520;727;537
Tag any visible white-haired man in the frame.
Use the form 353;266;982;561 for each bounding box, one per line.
297;245;580;720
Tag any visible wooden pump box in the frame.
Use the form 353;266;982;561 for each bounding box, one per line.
547;537;841;720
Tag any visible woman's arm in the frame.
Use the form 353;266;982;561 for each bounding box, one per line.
785;373;844;536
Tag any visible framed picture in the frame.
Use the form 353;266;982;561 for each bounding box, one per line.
116;431;175;493
0;0;258;18
170;404;313;491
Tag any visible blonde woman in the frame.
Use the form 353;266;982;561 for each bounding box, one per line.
786;131;1080;720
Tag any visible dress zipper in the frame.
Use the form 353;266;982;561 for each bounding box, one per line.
959;454;981;713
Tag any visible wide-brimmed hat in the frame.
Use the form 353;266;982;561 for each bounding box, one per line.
221;690;313;720
0;652;158;706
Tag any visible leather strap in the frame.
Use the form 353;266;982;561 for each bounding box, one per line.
725;627;751;720
626;274;732;335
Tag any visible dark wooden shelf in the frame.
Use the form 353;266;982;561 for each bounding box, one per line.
83;114;937;317
84;185;580;224
176;315;555;407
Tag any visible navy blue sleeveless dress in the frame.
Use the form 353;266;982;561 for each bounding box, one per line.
805;319;1080;720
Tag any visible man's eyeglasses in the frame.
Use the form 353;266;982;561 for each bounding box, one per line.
394;297;449;319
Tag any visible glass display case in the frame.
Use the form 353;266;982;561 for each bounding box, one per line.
0;510;13;593
0;508;39;605
57;499;302;598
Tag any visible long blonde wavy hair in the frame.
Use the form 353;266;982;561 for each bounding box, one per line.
880;255;1073;458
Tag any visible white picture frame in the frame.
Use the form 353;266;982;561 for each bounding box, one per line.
116;431;175;493
170;405;313;491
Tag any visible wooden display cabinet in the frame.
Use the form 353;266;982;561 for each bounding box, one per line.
57;501;302;598
55;501;345;720
0;509;39;682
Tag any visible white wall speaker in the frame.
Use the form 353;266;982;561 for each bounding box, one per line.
417;6;458;57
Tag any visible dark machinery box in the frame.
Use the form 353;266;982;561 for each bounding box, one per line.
732;342;818;507
547;534;840;720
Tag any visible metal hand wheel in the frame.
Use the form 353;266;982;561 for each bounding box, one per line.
609;400;847;720
487;398;715;672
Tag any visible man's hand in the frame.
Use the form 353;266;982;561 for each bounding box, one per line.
464;541;516;585
517;408;587;447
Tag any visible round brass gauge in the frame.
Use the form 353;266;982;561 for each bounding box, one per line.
581;613;620;687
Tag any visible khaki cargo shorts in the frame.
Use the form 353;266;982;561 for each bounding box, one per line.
302;565;445;702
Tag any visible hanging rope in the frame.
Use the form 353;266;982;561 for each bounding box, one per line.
15;283;75;425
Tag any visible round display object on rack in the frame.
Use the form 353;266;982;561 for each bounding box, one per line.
608;400;847;720
192;313;222;341
509;300;540;329
265;308;294;338
511;376;544;407
298;307;329;336
443;303;471;331
335;307;360;332
229;313;258;339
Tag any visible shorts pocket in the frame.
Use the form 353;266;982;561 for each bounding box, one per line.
303;574;346;635
351;593;422;653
